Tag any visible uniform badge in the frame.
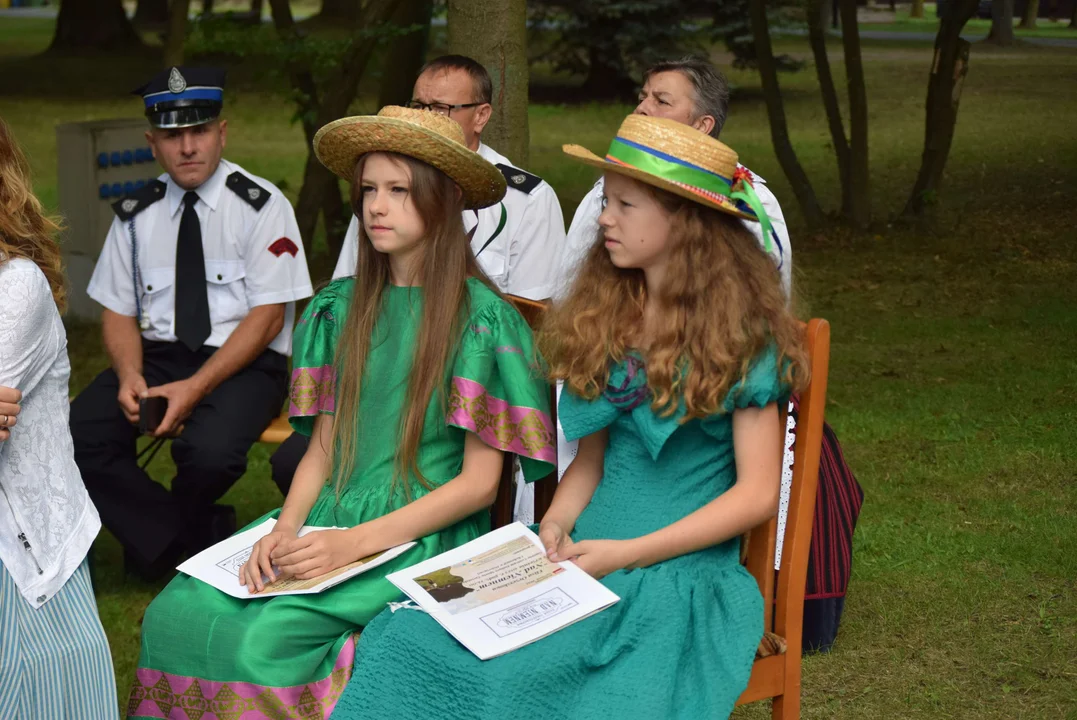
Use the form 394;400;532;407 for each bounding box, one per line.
167;67;187;94
248;188;261;202
268;237;299;258
121;199;138;214
512;174;526;185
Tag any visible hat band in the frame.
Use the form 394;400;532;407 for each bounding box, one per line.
143;87;223;108
605;137;774;252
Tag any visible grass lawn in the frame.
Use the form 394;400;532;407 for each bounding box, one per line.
2;17;1076;719
881;2;1077;38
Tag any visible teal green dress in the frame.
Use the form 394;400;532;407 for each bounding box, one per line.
127;278;555;720
332;347;788;719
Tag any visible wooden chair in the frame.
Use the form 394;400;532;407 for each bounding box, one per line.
490;294;559;528
735;318;831;719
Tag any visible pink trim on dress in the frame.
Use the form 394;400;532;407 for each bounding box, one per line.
446;376;556;464
288;365;336;417
128;636;355;719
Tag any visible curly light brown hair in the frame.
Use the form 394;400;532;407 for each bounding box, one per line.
0;118;66;312
541;180;808;421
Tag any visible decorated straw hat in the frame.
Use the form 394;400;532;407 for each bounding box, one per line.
563;114;774;251
313;106;506;210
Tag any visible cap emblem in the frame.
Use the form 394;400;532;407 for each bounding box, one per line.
167;67;187;94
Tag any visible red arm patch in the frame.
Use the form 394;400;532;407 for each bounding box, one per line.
268;237;299;258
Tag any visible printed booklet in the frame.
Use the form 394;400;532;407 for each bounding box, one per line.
386;522;620;659
177;517;416;599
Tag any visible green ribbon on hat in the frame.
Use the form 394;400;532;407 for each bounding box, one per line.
605;137;774;253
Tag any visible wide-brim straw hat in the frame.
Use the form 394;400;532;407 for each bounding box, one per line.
562;115;773;241
314;106;506;210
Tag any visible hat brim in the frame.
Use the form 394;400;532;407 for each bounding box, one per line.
315;116;506;210
562;144;757;223
148;106;220;130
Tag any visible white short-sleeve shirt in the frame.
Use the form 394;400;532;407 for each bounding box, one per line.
333;143;566;301
561;168;793;299
87;158;313;356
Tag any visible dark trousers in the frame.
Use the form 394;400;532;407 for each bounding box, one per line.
71;339;287;568
269;431;308;497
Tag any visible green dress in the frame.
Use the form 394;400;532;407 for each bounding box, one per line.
127;278;555;720
332;347;788;720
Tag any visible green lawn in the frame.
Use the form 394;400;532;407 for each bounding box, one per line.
881;2;1077;38
2;18;1076;719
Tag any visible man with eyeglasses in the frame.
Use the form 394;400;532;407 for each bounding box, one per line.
331;54;566;303
272;55;566;525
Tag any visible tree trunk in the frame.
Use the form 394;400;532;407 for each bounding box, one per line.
269;0;400;255
319;0;360;25
447;0;531;166
807;0;852;215
164;0;191;67
1019;0;1039;26
903;0;978;216
49;0;143;53
748;0;825;228
249;0;264;20
1071;0;1077;27
202;0;215;15
911;0;925;18
838;0;871;228
987;0;1016;44
377;0;434;108
133;0;169;28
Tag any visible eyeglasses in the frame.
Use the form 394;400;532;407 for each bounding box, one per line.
408;101;485;117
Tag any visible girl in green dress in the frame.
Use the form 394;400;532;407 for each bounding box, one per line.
127;107;556;719
333;114;811;719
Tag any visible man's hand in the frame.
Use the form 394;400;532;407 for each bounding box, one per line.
0;386;22;442
144;378;205;437
117;373;148;425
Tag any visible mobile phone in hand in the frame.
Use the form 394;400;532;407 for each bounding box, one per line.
139;396;168;434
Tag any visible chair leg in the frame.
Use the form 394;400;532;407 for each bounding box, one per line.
772;691;800;720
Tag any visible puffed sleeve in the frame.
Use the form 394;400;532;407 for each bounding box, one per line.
445;297;556;481
287;279;353;436
721;343;790;414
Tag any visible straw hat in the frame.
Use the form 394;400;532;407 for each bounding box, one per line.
563;115;774;243
314;106;506;210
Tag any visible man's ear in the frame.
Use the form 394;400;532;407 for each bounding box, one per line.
692;114;716;137
473;103;493;135
218;118;228;150
145;129;157;160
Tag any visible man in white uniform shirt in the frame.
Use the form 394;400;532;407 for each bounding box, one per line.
332;54;566;297
272;56;566;524
70;67;313;580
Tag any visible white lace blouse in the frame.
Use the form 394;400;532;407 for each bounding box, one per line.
0;257;101;608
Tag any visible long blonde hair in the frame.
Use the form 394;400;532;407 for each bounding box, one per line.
326;151;494;497
541;180;807;420
0;118;65;311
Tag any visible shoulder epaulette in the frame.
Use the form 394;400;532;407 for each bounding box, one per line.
496;163;543;195
226;171;271;211
111;180;166;221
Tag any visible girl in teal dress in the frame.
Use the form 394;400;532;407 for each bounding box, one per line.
127;107;555;719
333;114;811;719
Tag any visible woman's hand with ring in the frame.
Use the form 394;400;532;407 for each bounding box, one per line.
0;386;22;441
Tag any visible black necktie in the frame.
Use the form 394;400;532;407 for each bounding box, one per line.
175;191;211;351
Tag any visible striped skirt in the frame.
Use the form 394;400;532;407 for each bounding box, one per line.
0;558;118;719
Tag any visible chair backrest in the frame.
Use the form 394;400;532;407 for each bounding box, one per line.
743;319;830;653
490;294;558;528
